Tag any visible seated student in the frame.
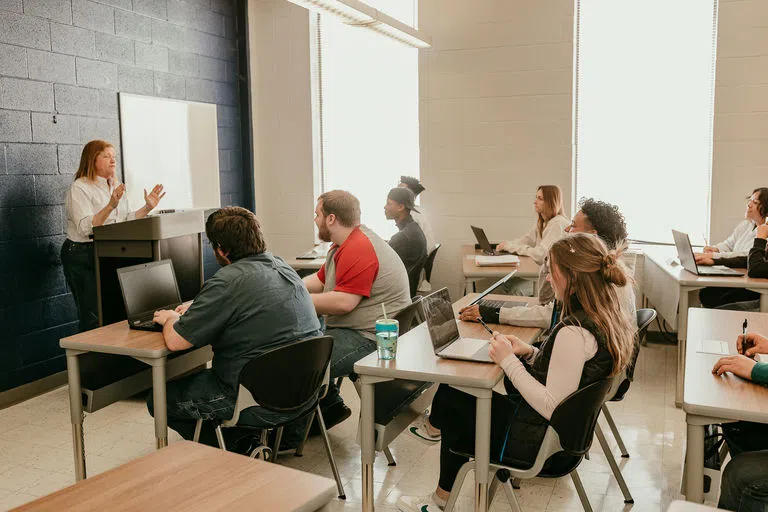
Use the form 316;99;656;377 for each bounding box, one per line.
695;188;768;308
385;187;427;283
303;190;411;429
712;332;768;511
399;175;436;252
397;234;636;512
496;185;570;265
148;207;323;446
699;222;768;312
458;198;634;329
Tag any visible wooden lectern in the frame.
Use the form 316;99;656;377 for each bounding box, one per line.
92;210;206;325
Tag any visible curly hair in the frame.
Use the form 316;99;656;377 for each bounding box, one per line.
578;198;628;249
205;206;266;261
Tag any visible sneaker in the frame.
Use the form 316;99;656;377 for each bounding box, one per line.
396;493;446;512
408;413;441;444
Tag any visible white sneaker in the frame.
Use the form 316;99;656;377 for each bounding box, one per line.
396;493;446;512
408;412;441;444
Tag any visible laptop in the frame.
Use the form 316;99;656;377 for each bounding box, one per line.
471;226;501;255
671;230;744;277
422;288;494;363
467;270;529;310
117;260;183;331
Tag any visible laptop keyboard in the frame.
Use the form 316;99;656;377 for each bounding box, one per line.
133;319;160;329
479;299;528;309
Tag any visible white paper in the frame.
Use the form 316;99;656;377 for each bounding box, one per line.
475;255;520;267
697;339;730;355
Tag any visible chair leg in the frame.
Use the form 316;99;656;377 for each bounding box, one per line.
570;470;593;512
444;462;474;512
501;479;523;512
295;411;316;457
602;404;629;458
595;423;633;503
272;426;283;463
316;406;346;500
215;425;226;451
488;473;501;506
383;445;396;466
193;419;202;443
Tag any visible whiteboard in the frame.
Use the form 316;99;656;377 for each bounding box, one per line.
118;93;221;211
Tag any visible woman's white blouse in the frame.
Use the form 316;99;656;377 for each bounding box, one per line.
65;176;135;242
714;220;758;260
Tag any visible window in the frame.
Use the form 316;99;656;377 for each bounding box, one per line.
312;0;420;240
574;0;719;244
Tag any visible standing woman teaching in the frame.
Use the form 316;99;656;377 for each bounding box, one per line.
62;140;166;332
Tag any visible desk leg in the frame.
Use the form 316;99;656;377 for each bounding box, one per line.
684;422;705;503
360;380;375;512
761;292;768;312
151;359;168;449
474;392;492;512
676;288;690;408
66;352;86;481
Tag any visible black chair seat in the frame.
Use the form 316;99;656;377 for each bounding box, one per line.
236;395;319;429
450;448;582;478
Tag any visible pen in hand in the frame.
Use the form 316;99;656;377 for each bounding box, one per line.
742;318;752;355
477;317;495;336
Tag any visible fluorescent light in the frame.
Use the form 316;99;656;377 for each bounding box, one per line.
285;0;375;24
284;0;431;48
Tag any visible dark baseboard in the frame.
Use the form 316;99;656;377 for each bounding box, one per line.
0;371;68;410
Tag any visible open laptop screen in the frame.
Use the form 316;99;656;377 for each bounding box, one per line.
468;270;518;306
422;288;461;352
471;225;493;253
117;260;181;319
671;229;699;274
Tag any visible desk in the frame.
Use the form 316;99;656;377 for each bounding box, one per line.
285;256;325;272
11;441;336;512
60;319;211;482
682;309;768;503
354;294;541;512
642;246;768;406
461;244;540;294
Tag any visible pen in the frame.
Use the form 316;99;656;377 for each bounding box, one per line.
477;317;495;336
743;318;750;354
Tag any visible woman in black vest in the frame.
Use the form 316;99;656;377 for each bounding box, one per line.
397;233;636;512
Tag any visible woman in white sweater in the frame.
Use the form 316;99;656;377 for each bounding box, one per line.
497;185;570;265
397;234;636;512
696;187;768;308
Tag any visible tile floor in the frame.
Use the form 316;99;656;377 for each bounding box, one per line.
0;343;717;511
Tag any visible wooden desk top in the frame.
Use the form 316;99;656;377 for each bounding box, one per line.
683;308;768;422
285;257;325;271
644;245;768;289
461;244;540;279
354;294;541;389
11;441;336;512
60;320;169;359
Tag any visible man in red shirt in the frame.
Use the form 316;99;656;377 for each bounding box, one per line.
303;190;411;430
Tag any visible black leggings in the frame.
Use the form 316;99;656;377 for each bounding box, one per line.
428;384;536;492
699;287;760;309
61;239;99;332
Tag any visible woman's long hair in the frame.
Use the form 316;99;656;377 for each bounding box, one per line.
549;233;635;376
74;140;113;181
537;185;564;238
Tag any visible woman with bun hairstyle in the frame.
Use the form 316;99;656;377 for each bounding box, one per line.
397;233;636;512
62;140;166;332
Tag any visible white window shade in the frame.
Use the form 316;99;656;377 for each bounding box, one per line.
314;0;420;241
575;0;718;245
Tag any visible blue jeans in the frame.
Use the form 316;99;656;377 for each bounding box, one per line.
719;450;768;511
147;369;236;446
321;327;377;408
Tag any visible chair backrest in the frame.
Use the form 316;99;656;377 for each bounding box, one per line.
636;308;657;336
423;243;441;282
393;296;425;335
238;335;333;413
623;308;657;385
549;378;613;456
407;255;428;297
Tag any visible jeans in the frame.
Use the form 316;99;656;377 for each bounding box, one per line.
61;239;99;332
321;327;377;408
719;451;768;511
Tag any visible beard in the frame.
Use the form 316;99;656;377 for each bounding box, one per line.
317;224;331;242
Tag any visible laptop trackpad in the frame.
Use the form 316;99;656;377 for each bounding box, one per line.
442;338;489;358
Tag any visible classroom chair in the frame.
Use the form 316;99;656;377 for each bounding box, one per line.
444;378;615;512
192;335;346;499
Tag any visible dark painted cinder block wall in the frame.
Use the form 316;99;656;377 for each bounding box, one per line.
0;0;249;392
